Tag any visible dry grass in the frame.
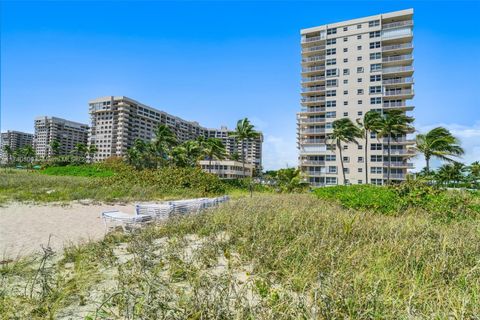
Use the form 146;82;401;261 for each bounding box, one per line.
1;194;479;319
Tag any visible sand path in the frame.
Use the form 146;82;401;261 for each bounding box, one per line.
0;202;136;258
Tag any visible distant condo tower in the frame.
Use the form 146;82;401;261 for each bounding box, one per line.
298;9;415;186
0;130;34;163
34;116;89;158
88;96;263;170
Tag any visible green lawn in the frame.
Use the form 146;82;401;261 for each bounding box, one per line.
2;194;479;318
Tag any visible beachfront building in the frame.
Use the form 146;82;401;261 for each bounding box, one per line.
199;160;253;179
34;116;89;158
0;130;34;163
298;9;415;186
88;96;263;171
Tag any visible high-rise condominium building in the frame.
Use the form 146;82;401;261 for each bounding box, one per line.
298;9;415;186
88;96;263;170
34;116;89;158
0;130;34;162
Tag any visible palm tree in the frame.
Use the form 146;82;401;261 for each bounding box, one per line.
152;124;177;166
467;161;480;189
276;168;309;193
377;110;414;184
412;127;464;173
202;138;227;173
331;118;362;185
436;163;465;188
171;140;202;167
357;110;383;184
229;118;259;176
126;139;149;169
49;139;61;157
3;145;13;167
22;145;36;167
73;143;87;158
87;144;98;163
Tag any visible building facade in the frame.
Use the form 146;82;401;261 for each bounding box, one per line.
34;116;89;158
298;9;415;186
199;160;253;179
88;96;263;170
0;130;34;163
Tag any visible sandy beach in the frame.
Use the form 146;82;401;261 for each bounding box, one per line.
0;201;136;258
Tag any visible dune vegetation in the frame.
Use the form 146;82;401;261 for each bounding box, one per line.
1;194;480;319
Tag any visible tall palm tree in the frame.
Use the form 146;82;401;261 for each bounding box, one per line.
171;140;202;167
357;110;383;184
49;139;61;157
22;145;36;166
229;118;259;176
377;110;414;184
412;127;464;173
87;144;98;163
153;124;177;166
202;138;227;173
436;163;465;188
3;145;13;167
331;118;362;185
467;161;480;189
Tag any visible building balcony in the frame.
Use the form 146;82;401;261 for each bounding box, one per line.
382;20;413;30
302;75;326;84
382;77;414;86
302;55;326;64
383;173;407;180
299;128;326;135
384;88;414;99
383;149;415;156
382;65;414;76
298;107;327;114
300;139;326;145
298;117;326;124
382;137;415;145
382;101;414;111
382;28;413;42
300;160;325;166
301;96;326;104
301;65;326;75
301;85;326;93
382;42;413;54
382;54;413;66
301;35;326;44
383;161;414;168
301;45;326;55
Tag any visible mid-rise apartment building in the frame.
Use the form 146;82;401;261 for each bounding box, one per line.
88;96;263;170
34;116;89;158
298;9;415;186
0;130;34;163
199;160;253;179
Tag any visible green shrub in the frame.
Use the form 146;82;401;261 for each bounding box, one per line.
41;165;115;178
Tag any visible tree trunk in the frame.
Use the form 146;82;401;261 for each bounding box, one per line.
338;140;346;185
425;155;430;174
364;130;368;184
387;134;391;185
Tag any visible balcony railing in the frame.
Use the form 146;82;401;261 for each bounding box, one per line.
302;66;325;73
382;43;413;52
301;139;326;144
383;173;406;179
302;55;326;63
383;162;414;168
383;149;414;155
382;137;413;143
299;129;325;134
302;86;326;93
302;35;325;44
382;20;413;30
302;76;325;83
300;107;326;113
382;54;412;63
382;77;413;85
384;89;414;96
383;101;406;108
302;45;326;53
382;66;414;74
301;97;326;103
301;160;325;165
299;117;326;123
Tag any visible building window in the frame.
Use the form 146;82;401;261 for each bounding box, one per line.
326;38;337;45
343;68;350;75
343;37;348;42
343;90;348;95
357;89;364;95
371;166;382;173
326;101;336;108
371;143;382;150
326;68;338;76
326;48;336;55
358;145;363;150
357;67;364;73
343;79;348;84
357;56;363;61
343;101;348;106
370;75;381;82
370;63;382;72
326;58;337;65
343;156;350;162
343;58;348;63
327;28;337;35
371;156;382;163
357;35;362;40
358;100;363;105
369;31;381;38
371;97;382;104
326;90;337;97
357;111;363;116
370;52;381;60
326;79;338;87
357;24;362;29
357;78;363;83
358;168;363;173
357;45;362;50
343;48;348;52
326;155;336;161
326;111;336;118
369;86;382;94
369;20;380;27
343;145;348;150
343;112;348;116
369;41;381;49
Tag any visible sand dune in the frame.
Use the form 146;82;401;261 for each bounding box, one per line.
0;201;136;258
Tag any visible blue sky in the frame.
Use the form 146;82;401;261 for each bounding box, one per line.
1;1;479;170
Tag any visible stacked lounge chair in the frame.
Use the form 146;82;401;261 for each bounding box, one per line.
102;196;229;232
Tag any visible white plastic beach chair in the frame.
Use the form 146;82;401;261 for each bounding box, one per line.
102;210;154;232
135;203;173;221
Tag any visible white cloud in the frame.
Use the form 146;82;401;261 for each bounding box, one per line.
412;121;480;171
262;135;298;170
